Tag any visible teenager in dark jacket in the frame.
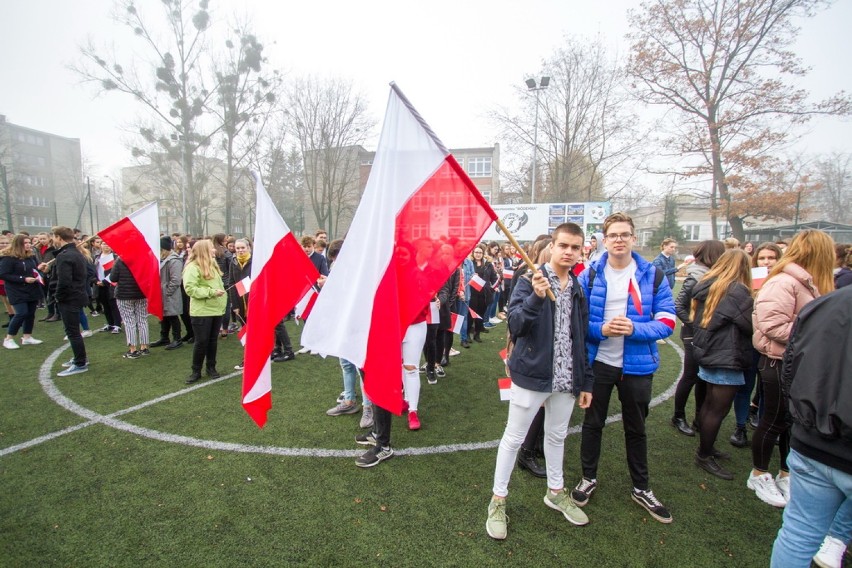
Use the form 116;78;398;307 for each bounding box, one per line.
671;239;725;436
486;223;594;540
468;246;497;342
690;249;754;480
110;256;150;359
771;284;852;568
49;227;89;376
0;234;44;348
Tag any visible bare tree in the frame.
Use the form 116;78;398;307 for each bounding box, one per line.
285;76;374;238
491;36;645;204
811;152;852;224
627;0;851;240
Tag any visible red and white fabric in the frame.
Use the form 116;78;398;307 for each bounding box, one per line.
300;83;497;415
98;202;162;318
241;173;320;428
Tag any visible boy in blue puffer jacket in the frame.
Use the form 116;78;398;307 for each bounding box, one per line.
571;212;677;524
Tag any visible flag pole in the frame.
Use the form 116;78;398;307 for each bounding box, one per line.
494;218;556;302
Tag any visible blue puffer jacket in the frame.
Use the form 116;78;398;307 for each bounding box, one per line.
578;252;676;376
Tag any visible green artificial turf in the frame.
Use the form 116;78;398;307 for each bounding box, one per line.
1;310;787;567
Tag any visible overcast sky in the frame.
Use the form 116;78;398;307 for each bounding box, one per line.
1;0;850;185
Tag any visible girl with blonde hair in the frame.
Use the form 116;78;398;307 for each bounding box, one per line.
182;239;226;384
688;249;754;479
748;230;835;507
0;234;43;348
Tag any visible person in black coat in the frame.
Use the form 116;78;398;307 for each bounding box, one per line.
690;249;754;480
47;227;89;375
468;245;497;342
0;234;44;348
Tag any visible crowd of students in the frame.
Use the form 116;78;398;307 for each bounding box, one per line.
2;219;851;566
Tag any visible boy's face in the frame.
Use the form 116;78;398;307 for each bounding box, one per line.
603;222;635;261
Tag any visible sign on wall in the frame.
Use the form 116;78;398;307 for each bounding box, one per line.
482;202;611;243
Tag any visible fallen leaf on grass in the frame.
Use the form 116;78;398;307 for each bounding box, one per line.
699;483;707;491
379;505;388;512
206;455;214;460
354;498;363;504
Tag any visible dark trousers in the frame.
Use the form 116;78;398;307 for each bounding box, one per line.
372;402;392;448
673;338;705;421
752;355;790;472
581;360;653;490
97;286;121;328
423;323;439;370
697;382;739;457
8;300;37;336
180;285;193;339
274;319;293;353
160;315;182;342
58;303;87;366
438;328;453;360
191;315;222;372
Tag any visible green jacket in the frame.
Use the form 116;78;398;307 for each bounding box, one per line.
182;263;226;317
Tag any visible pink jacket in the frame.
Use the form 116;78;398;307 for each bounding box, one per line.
752;263;820;359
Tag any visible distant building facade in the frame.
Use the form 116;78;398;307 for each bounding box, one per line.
0;114;88;234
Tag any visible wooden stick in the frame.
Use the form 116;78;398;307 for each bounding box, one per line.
494;218;556;302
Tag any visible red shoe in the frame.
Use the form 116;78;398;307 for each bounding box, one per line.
408;411;421;430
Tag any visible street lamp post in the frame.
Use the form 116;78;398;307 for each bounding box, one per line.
525;76;550;204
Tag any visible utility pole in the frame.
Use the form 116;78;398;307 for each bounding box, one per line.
87;177;95;234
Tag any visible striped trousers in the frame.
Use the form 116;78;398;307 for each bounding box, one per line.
117;298;149;347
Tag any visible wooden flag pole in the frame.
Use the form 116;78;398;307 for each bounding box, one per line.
493;218;556;302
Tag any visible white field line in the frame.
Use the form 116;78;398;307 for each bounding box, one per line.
1;340;684;459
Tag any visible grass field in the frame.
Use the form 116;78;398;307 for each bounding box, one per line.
0;310;790;567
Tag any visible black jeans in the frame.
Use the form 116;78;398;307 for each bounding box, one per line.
191;315;222;372
581;361;653;490
160;315;182;342
58;303;87;366
274;319;293;353
752;355;790;472
372;402;392;448
423;323;439;370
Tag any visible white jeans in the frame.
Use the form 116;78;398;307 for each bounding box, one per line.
402;322;426;411
492;383;576;497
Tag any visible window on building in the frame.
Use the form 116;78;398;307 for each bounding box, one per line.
480;190;491;203
467;157;492;177
717;224;730;238
683;224;701;241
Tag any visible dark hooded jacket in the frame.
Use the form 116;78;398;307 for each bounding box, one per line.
690;277;753;370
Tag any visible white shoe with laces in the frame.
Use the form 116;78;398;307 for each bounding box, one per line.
814;535;846;568
774;474;790;502
3;338;20;350
746;472;787;507
21;336;43;345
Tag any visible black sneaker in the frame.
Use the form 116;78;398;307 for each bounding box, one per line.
355;445;394;468
139;348;151;356
150;339;170;348
355;432;377;446
694;453;734;480
631;488;673;524
206;368;221;379
122;350;141;359
272;351;295;362
185;371;202;385
571;478;597;506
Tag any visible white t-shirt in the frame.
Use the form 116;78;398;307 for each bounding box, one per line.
595;260;637;368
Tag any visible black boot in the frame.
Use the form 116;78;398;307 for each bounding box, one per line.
185;371;202;384
729;426;749;448
671;416;695;437
150;337;170;348
473;332;482;343
440;355;449;367
206;367;221;379
517;448;546;478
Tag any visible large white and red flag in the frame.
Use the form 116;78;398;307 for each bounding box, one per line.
241;173;320;428
98;202;162;318
300;83;497;415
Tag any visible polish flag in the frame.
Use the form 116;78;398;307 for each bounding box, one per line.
468;306;483;320
503;268;515;279
97;253;115;282
498;378;512;401
300;83;497;415
426;301;440;324
448;312;465;334
98;202;162;318
241;173;320;428
628;277;643;316
751;266;768;290
235;276;252;297
32;269;44;286
294;287;319;321
469;274;486;291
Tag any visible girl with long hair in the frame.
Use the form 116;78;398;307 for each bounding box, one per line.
0;233;16;328
748;230;835;507
689;249;754;479
212;233;233;338
0;235;44;348
182;239;226;384
671;239;725;436
468;245;497;343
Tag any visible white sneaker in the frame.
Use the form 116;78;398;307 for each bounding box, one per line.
449;348;460;357
21;336;43;345
489;317;502;324
3;338;19;350
746;472;787;507
297;347;310;354
814;535;846;568
359;405;374;429
775;474;790;502
81;330;93;338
